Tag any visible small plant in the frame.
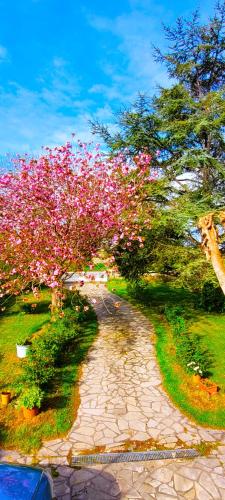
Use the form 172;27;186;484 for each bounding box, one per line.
164;305;185;324
17;386;44;409
164;305;213;378
16;333;31;346
187;361;203;376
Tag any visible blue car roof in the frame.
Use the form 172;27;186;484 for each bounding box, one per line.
0;463;45;499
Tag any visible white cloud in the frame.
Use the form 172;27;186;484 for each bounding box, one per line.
52;57;67;68
0;60;97;154
87;5;171;107
0;45;8;62
89;83;123;101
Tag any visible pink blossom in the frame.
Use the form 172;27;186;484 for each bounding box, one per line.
0;142;153;297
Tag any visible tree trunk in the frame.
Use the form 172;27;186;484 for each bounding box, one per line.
198;213;225;295
51;288;61;314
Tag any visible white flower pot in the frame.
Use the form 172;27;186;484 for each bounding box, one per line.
16;344;30;358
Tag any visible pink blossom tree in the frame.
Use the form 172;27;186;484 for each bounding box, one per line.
0;142;151;309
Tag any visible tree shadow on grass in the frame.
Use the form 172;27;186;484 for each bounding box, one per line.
132;283;200;318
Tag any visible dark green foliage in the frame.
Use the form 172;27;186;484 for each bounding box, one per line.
199;282;225;312
16;293;90;388
164;305;185;323
17;386;44;409
20;300;50;314
127;280;212;376
154;4;225;95
93;1;225;293
164;306;213;377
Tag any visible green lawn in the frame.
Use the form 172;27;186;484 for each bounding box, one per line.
0;290;98;453
0;290;51;388
189;316;225;389
108;278;225;428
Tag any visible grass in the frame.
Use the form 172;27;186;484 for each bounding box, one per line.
189;316;225;389
108;277;225;428
0;290;98;453
0;289;51;388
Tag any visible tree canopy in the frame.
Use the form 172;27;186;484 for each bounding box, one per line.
92;1;225;293
0;142;152;298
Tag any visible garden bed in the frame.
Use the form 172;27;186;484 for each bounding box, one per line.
108;278;225;428
0;289;98;453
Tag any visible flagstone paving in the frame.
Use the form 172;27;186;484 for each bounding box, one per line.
52;448;225;499
65;284;225;452
2;283;225;498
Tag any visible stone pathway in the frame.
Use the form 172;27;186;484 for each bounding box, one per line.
53;449;225;499
2;283;225;498
65;284;225;451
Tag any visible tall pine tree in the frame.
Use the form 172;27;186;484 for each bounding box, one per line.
92;1;225;294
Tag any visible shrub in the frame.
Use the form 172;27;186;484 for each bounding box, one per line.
16;291;91;392
164;306;213;377
20;300;50;314
17;386;44;409
127;281;149;303
23;355;56;386
164;305;185;325
199;281;225;312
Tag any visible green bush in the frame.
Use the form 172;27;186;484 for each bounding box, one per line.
23;356;56;386
19;297;84;388
164;305;185;324
199;282;225;312
20;300;50;314
17;386;44;409
164;306;213;377
127;281;149;303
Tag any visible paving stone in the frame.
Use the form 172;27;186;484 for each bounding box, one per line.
151;467;173;483
212;473;225;489
158;484;178;496
195;482;213;500
174;474;193;492
183;488;196;500
156;494;178;499
57;466;74;478
199;471;219;498
177;466;201;480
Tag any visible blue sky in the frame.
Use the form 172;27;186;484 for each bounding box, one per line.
0;0;215;154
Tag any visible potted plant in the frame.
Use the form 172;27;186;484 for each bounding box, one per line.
187;361;203;384
1;391;11;407
16;316;31;358
17;386;44;418
199;378;218;396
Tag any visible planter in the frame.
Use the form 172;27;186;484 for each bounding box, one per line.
192;374;201;385
1;392;11;407
22;406;39;419
16;344;30;358
199;379;218;396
